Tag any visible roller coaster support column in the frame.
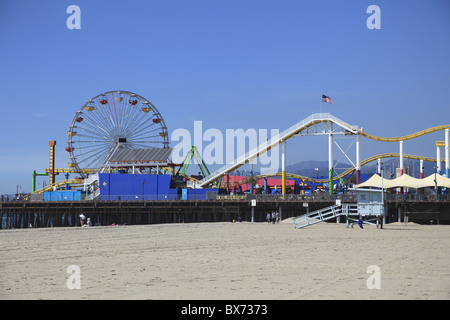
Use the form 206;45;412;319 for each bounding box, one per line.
399;140;404;194
328;134;333;194
281;140;286;195
420;160;424;179
446;129;449;178
399;141;404;176
356;134;361;184
250;160;254;194
264;177;268;194
437;144;442;174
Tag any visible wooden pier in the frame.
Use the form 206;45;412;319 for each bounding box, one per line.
1;194;450;229
0;197;348;229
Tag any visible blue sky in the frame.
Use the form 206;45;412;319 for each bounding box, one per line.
0;0;449;194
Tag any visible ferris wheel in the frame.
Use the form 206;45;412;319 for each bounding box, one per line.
66;90;169;177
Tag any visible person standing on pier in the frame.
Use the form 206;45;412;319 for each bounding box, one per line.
79;213;86;226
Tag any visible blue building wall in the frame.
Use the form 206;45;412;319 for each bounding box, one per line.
44;190;82;201
99;173;177;200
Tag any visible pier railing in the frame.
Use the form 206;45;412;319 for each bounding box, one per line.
77;193;357;202
384;193;450;202
216;193;357;203
3;192;450;203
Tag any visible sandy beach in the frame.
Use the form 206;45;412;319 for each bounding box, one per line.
1;220;449;300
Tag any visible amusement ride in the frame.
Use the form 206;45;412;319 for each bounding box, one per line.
29;91;450;199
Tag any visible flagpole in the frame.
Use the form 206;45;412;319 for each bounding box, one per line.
320;96;323;114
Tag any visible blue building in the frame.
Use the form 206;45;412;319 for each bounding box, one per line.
98;173;178;200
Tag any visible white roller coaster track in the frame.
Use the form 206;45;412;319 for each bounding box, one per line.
199;113;450;187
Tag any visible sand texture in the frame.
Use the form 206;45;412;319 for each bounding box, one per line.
1;220;449;300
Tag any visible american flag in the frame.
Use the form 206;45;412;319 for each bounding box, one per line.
321;94;333;104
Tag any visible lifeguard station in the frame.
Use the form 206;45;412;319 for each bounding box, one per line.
347;188;386;228
291;188;386;229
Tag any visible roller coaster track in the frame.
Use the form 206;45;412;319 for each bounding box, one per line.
358;125;450;142
32;179;85;194
199;113;450;187
23;179;85;200
337;153;441;182
47;167;201;182
229;153;444;187
46;168;102;174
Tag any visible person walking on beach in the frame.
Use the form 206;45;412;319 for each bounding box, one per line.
266;212;271;224
358;215;363;229
272;211;276;224
275;211;280;223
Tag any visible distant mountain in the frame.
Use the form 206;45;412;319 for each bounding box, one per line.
285;160;367;179
285;160;330;179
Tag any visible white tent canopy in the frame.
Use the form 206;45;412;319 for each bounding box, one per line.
420;174;450;188
354;173;384;189
355;173;450;189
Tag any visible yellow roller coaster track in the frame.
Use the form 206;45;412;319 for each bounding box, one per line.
229;153;444;186
33;179;84;194
23;179;85;200
358;125;450;142
46;168;98;174
46;167;201;181
46;152;443;191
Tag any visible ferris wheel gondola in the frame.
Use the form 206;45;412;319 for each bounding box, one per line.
66;90;169;177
